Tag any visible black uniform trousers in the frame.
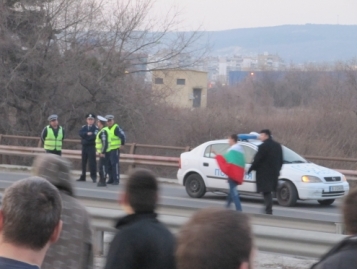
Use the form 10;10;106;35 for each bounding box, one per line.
263;192;273;214
99;153;110;183
80;145;97;180
107;149;120;184
45;150;62;156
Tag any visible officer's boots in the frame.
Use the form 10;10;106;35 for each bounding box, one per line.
97;176;107;187
76;175;86;182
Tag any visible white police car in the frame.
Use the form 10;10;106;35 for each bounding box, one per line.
177;133;350;207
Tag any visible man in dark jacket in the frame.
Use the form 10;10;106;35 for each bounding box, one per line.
77;113;99;183
104;169;176;269
248;129;283;215
310;187;357;269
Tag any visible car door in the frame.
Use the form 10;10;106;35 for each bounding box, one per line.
201;142;230;189
239;144;257;193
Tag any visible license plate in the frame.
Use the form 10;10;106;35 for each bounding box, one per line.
329;185;343;192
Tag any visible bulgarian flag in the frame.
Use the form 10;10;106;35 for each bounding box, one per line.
215;144;246;184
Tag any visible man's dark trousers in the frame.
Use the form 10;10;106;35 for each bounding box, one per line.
263;192;273;214
81;145;97;181
107;149;120;184
98;153;110;185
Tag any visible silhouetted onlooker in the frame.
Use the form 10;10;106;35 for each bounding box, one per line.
176;208;254;269
104;169;176;269
311;187;357;269
0;177;62;269
32;154;94;269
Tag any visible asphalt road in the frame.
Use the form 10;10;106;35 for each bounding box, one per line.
0;171;343;222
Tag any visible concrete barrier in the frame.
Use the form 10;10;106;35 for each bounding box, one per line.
87;206;346;258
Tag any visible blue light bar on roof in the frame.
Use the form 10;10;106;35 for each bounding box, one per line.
237;134;258;141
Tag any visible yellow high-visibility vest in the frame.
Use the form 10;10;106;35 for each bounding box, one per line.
95;127;111;153
44;126;63;151
108;124;121;151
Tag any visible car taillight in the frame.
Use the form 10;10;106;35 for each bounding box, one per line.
178;158;181;169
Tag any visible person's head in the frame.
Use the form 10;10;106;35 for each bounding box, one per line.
0;177;62;251
32;154;73;196
343;187;357;235
228;134;238;146
121;169;159;214
176;208;254;269
105;115;115;127
48;114;58;128
86;113;95;126
259;129;271;142
97;116;107;129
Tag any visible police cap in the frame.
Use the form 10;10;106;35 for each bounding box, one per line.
86;113;96;119
105;115;114;120
48;114;58;121
97;115;107;122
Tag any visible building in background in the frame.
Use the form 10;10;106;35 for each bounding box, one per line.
152;69;208;108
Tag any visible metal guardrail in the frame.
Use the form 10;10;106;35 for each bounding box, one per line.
86;206;346;259
1;134;357;176
0;134;190;154
0;145;179;168
0;187;346;258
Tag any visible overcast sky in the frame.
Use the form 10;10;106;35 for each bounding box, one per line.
153;0;357;31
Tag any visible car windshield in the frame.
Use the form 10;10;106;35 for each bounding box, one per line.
283;146;308;164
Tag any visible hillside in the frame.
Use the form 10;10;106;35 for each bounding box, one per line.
203;24;357;63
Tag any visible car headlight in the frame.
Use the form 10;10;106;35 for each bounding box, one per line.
342;175;347;182
301;175;322;183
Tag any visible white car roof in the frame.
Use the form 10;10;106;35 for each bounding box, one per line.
200;139;262;147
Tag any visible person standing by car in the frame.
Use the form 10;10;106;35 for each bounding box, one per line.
310;187;357;269
77;113;98;183
247;129;283;215
214;134;245;211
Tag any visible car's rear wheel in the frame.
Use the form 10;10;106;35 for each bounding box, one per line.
277;181;298;207
185;174;206;198
318;199;335;206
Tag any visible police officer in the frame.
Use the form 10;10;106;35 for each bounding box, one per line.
96;116;111;187
41;114;65;156
105;115;125;185
77;113;99;183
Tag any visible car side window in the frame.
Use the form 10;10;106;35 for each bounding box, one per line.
204;143;230;158
240;145;257;164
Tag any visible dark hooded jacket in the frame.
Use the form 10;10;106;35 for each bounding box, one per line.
310;235;357;269
104;213;176;269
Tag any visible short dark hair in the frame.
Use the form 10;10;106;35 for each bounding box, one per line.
1;177;62;250
260;129;272;137
176;208;253;269
230;134;238;143
343;187;357;235
126;169;158;213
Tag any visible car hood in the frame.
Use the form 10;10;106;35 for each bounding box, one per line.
284;163;342;177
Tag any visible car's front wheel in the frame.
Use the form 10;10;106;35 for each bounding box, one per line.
277;181;298;207
185;174;206;198
318;199;335;206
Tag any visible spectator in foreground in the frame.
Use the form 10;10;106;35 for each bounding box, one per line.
311;187;357;269
32;154;94;269
104;168;176;269
176;208;254;269
0;177;62;269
